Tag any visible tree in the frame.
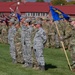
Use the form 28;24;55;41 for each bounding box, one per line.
66;1;75;5
51;0;67;5
36;0;44;2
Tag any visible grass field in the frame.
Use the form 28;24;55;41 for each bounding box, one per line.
0;43;75;75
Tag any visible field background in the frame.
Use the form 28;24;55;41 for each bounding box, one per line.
0;44;75;75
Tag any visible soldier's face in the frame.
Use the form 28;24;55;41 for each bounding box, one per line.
35;24;40;28
72;24;75;28
15;24;19;29
9;22;12;26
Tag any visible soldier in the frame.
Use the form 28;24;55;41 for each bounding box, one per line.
8;18;16;63
1;20;8;44
0;21;2;43
31;20;38;69
64;20;72;50
60;20;75;71
33;21;47;70
42;17;50;48
14;21;23;63
54;21;61;48
22;19;33;68
20;16;26;53
48;19;55;48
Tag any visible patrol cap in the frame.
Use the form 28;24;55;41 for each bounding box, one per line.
8;18;15;23
24;19;31;23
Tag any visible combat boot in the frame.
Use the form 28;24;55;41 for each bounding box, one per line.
22;62;29;68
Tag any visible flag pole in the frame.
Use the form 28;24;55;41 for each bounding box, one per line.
16;1;21;26
54;21;72;71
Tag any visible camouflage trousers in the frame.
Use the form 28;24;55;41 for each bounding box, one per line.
15;42;23;63
70;45;75;68
70;45;75;62
31;47;38;67
0;35;2;43
9;41;16;60
54;34;60;48
34;47;45;66
22;43;32;64
2;36;8;44
1;32;8;44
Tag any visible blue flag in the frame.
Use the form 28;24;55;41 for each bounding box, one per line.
17;13;21;22
50;6;70;21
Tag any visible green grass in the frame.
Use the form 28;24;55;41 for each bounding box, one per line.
0;43;75;75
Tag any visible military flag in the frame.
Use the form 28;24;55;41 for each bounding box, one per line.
50;6;70;21
16;6;21;22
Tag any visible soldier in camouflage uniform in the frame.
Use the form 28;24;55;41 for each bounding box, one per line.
58;20;72;49
14;21;23;63
48;19;55;48
22;19;33;68
1;20;8;44
61;20;75;71
0;22;2;43
42;17;50;48
8;19;16;63
31;20;39;69
33;21;47;70
54;21;60;48
64;20;72;50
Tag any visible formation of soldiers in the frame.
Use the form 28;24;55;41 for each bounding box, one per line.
0;14;75;71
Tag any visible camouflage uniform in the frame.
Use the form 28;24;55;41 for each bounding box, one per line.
14;27;23;63
54;21;60;48
8;25;16;62
48;21;55;48
33;27;47;70
54;20;66;48
8;19;16;63
1;23;8;44
42;21;50;48
0;23;2;43
64;21;72;50
21;24;32;67
64;25;75;69
30;25;38;68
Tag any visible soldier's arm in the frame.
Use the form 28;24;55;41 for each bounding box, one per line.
41;31;47;44
64;32;72;40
